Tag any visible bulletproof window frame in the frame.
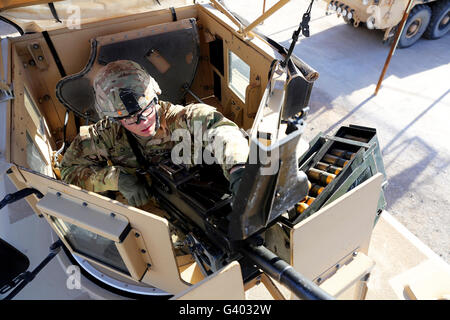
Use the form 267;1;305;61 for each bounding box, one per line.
36;190;151;281
50;216;131;275
227;49;250;103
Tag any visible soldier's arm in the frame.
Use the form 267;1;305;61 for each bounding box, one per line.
60;120;123;192
166;102;249;180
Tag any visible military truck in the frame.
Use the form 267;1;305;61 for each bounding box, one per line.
324;0;450;47
0;0;449;301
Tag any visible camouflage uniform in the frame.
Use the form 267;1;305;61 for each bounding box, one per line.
60;101;249;193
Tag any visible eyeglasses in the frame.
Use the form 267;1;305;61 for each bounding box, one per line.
121;98;158;126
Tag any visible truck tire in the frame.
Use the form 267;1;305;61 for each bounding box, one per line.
423;0;450;39
398;4;432;48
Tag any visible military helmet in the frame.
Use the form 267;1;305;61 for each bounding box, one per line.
93;60;161;119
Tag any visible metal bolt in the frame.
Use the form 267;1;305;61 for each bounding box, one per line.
37;56;44;61
336;264;340;269
110;212;116;218
317;278;322;283
32;43;39;49
353;251;358;257
135;233;140;238
56;192;61;197
82;202;88;207
147;263;152;268
29;60;36;66
141;249;146;254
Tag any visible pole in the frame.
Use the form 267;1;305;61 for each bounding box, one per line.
374;0;415;95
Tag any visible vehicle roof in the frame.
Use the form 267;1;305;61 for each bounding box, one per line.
0;0;193;32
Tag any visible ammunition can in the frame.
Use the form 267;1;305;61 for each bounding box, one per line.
315;161;342;175
322;154;349;167
342;134;369;143
329;148;355;160
307;168;336;185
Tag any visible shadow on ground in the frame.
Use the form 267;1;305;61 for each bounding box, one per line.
277;22;450;102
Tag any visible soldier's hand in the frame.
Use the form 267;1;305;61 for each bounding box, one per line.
229;165;245;198
118;172;150;207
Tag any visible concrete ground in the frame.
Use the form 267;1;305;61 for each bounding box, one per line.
232;0;449;263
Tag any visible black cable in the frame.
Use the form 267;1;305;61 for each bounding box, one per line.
281;0;315;68
48;3;62;23
42;30;75;152
0;15;24;36
42;31;66;77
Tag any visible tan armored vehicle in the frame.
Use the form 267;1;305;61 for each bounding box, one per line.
0;0;449;301
324;0;450;47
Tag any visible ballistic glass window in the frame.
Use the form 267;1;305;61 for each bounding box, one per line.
26;131;50;176
51;217;129;275
24;88;47;137
228;51;250;102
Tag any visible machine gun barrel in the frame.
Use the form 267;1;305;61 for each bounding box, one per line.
146;161;334;299
239;244;334;300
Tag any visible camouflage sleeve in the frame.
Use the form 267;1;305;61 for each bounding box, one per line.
60;119;123;192
164;102;249;180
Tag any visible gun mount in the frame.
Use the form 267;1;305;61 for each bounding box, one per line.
147;116;334;300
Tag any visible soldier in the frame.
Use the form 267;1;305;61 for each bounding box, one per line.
60;60;249;207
